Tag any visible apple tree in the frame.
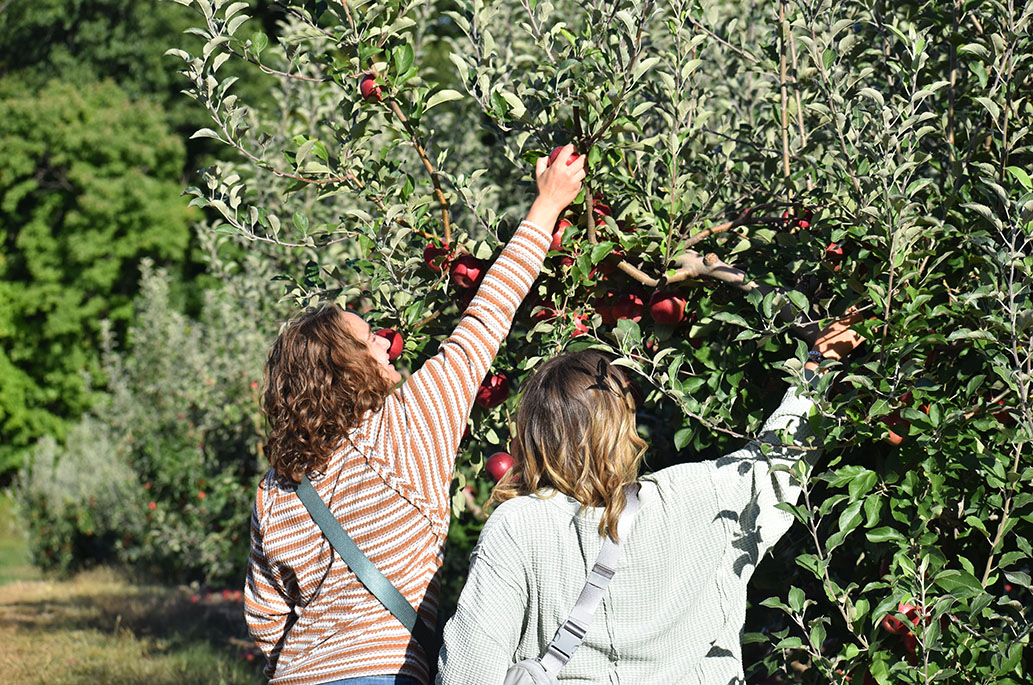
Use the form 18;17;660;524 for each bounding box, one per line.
168;0;1031;681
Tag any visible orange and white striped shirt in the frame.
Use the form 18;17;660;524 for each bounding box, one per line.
245;220;552;684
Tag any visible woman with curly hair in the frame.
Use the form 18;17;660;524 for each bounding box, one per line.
437;316;863;684
245;146;586;685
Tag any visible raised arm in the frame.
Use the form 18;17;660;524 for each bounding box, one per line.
709;312;866;569
365;147;586;530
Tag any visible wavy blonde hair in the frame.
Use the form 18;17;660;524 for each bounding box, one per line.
263;304;395;483
490;350;647;540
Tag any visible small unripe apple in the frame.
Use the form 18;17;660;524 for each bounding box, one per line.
547;146;579;166
486;451;514;482
423;243;450;272
359;74;382;102
476;373;510;408
648;291;687;325
451;254;485;289
375;328;404;361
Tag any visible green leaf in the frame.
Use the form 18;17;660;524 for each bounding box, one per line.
426;89;464;111
788;586;805;612
250;31;268;56
934;569;984;598
393;44;414;76
1006;166;1032;191
866;526;905;544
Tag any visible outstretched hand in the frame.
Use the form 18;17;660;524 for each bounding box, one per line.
813;309;866;361
534;144;586;214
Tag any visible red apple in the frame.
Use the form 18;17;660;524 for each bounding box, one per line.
648;291;687;325
571;312;589;337
359;74;382;102
423;243;450;272
596;292;644;325
551;218;572;251
476;373;510;408
451;254;485;289
826;241;845;261
486;451;515;482
797;209;813;229
375;328;404;361
881;411;908;445
593;197;612;227
547;146;580;166
531;306;558;322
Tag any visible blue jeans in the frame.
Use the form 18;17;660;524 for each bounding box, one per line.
321;678;421;685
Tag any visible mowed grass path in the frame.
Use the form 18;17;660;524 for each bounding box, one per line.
0;493;265;684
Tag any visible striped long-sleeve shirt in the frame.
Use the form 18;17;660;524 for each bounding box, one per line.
245;220;552;684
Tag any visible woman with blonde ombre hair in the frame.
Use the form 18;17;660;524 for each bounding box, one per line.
437;318;864;684
490;350;647;542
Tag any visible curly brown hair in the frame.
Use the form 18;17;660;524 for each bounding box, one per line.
262;304;395;483
490;350;647;540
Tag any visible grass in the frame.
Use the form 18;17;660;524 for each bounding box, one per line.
0;492;265;684
0;492;40;585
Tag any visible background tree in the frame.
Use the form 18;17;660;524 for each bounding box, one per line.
0;78;192;475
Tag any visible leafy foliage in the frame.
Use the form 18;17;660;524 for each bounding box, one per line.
0;77;194;476
17;259;287;583
161;0;1033;680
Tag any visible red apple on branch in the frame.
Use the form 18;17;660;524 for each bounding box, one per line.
486;451;515;482
881;391;913;445
476;373;510;408
359;74;382;102
825;242;846;271
551;218;572;251
571;312;589;337
596;292;644;325
375;329;404;361
547;146;580;166
648;291;687;325
423;243;451;272
451;254;485;289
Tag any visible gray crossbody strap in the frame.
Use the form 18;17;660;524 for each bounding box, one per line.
295;475;437;658
539;483;642;676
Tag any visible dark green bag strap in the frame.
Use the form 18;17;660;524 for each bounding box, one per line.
296;475;438;659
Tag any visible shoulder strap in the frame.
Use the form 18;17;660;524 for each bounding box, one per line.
295;475;437;658
539;483;643;676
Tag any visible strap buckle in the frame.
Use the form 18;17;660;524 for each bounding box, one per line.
548;618;587;660
586;562;615;588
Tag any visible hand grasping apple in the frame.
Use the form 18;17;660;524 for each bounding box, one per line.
524;144;586;237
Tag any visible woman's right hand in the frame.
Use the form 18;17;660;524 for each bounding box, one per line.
812;309;866;362
532;144;586;216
